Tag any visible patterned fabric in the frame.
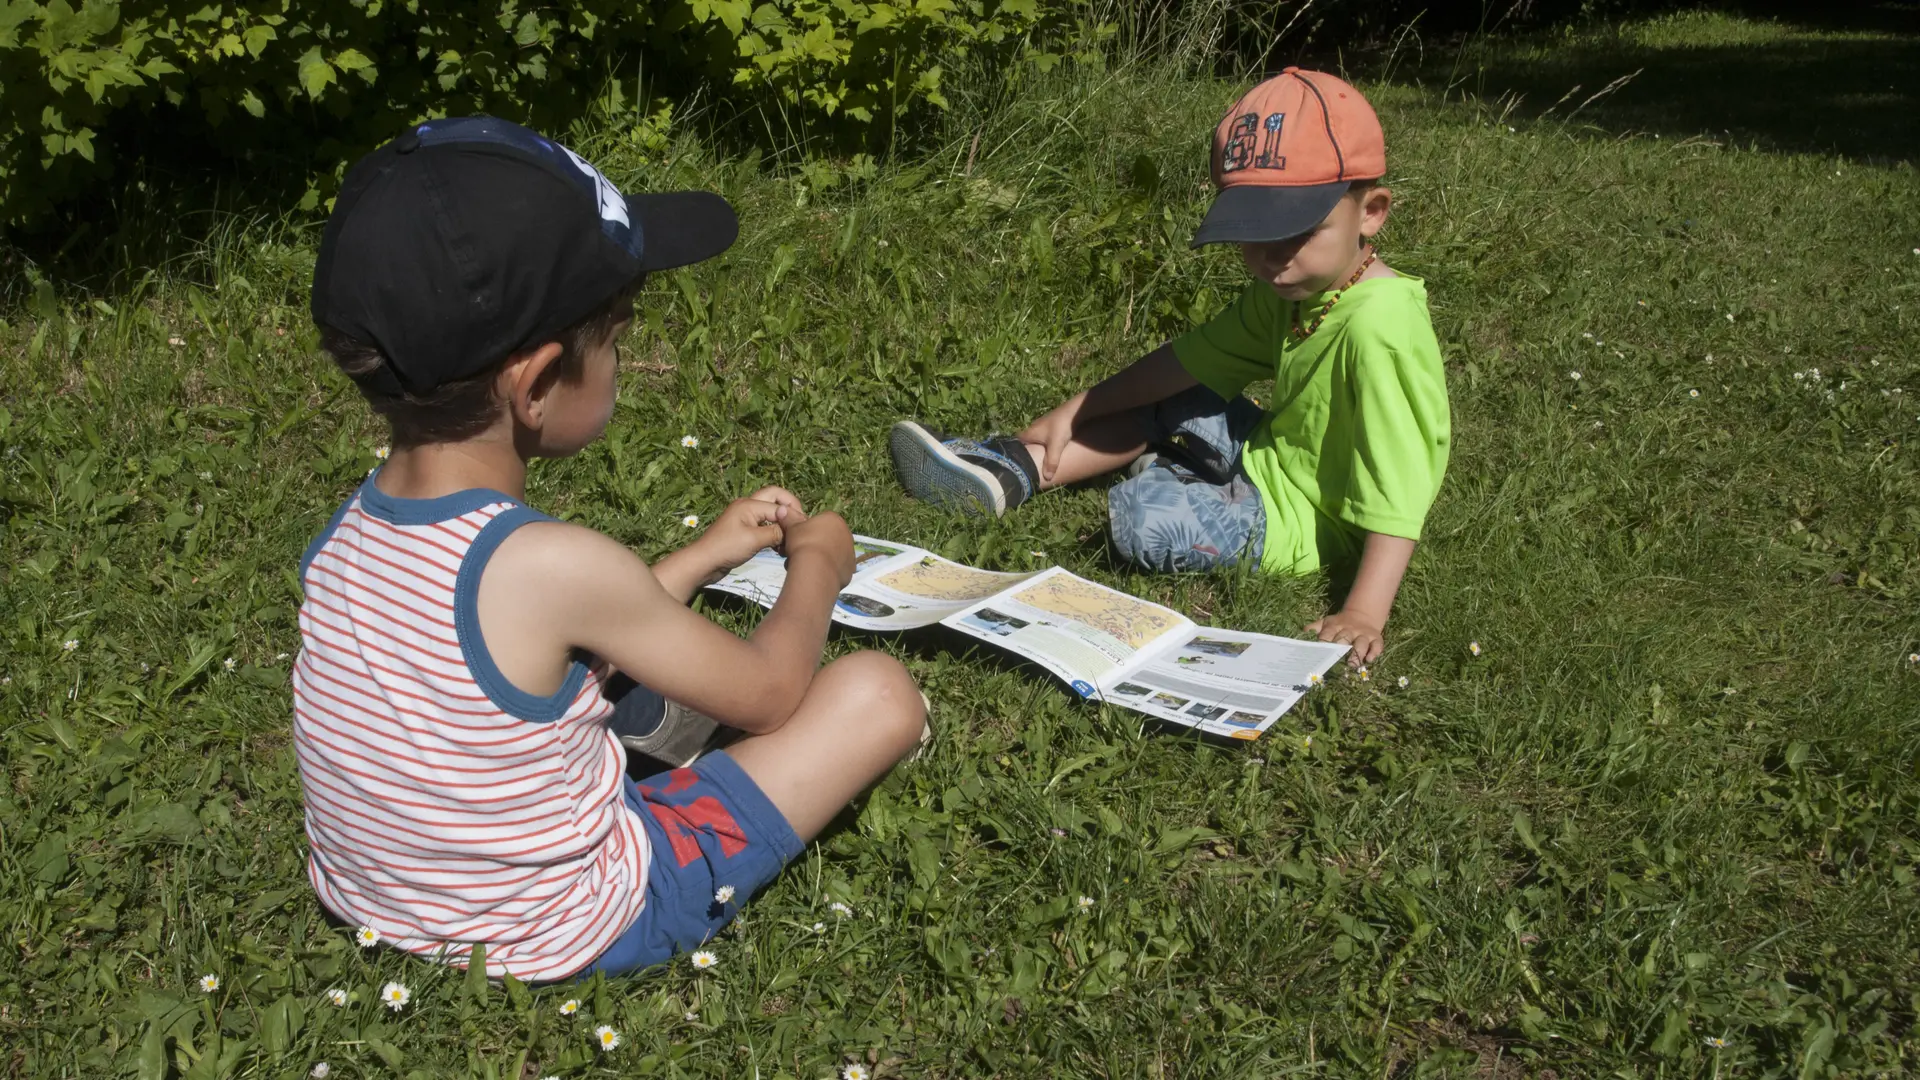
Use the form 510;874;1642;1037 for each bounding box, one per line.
1107;386;1269;572
581;751;803;976
293;476;649;982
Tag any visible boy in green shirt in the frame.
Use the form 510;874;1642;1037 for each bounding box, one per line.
889;69;1449;665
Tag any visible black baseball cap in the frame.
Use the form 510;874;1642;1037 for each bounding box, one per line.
312;116;738;396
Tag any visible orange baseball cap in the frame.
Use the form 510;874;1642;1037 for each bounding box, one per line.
1192;68;1386;247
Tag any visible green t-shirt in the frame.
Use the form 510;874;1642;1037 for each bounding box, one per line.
1171;274;1450;575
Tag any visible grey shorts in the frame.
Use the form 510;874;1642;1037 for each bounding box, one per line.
1107;385;1267;573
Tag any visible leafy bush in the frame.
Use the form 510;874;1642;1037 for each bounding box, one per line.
0;0;1066;228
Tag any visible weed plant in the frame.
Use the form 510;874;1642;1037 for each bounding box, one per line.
2;11;1918;1078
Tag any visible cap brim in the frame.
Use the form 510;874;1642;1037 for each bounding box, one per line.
629;191;739;271
1189;181;1350;247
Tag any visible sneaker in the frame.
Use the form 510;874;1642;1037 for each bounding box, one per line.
617;699;722;769
889;422;1040;516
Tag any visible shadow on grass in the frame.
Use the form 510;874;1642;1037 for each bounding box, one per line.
1406;4;1920;164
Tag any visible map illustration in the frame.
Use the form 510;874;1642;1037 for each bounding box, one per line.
1007;575;1183;649
876;557;1033;603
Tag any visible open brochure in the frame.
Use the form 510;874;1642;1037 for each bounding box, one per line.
706;537;1349;742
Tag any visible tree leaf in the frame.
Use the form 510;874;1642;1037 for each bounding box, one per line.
296;46;334;98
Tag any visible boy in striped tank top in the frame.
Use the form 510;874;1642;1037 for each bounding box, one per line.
297;117;929;981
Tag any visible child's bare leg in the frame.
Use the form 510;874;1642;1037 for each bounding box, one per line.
723;651;927;841
1021;408;1156;491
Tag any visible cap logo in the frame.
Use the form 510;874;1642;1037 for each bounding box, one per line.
559;145;631;232
1221;112;1287;174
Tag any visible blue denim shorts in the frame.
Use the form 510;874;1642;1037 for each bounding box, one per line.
1107;385;1268;572
579;750;802;977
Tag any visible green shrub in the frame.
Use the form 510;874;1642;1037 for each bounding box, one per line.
0;0;1066;228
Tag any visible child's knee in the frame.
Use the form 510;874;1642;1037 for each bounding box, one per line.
824;651;926;750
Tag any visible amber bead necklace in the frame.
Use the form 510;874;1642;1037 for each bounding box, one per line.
1290;244;1377;341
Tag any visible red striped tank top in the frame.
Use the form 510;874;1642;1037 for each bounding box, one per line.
292;478;648;981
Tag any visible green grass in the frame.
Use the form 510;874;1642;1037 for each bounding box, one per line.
5;10;1920;1078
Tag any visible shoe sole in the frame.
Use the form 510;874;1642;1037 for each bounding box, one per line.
889;422;1006;516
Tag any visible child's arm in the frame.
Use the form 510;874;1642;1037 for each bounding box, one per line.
651;485;807;602
1020;344;1197;483
1304;532;1415;666
478;510;856;734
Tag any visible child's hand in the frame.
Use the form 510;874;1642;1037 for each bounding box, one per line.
695;496;790;573
781;511;857;588
1017;390;1088;484
1304;609;1386;667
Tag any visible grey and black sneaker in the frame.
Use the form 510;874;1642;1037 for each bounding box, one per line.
616;699;724;769
889;422;1043;516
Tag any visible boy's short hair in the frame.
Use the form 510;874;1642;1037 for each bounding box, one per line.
321;276;643;446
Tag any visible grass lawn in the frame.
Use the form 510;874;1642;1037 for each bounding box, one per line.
3;9;1918;1078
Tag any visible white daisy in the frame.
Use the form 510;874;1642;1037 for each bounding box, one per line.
222;657;236;672
168;335;186;347
324;988;347;1007
198;974;220;993
843;1065;871;1080
1076;895;1095;911
1704;1035;1728;1049
1568;370;1582;380
1356;666;1371;681
380;982;410;1011
355;925;380;948
830;901;854;917
1306;672;1323;687
197;470;213;481
275;652;290;661
310;1065;331;1079
559;998;579;1015
594;1025;621;1052
682;514;700;528
1689;389;1700;398
690;949;718;970
713;884;736;904
374;445;390;460
62;639;78;652
684;1010;698;1022
681;435;700;448
812;922;826;932
1469;640;1483;657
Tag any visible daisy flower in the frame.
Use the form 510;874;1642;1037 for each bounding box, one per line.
1302;735;1314;750
812;922;826;932
1704;1035;1728;1049
1306;672;1323;687
830;901;854;918
198;974;220;993
324;988;348;1007
222;657;236;672
559;998;580;1016
168;335;186;347
311;1065;331;1079
1397;676;1410;689
681;435;700;448
1568;370;1582;380
1689;389;1700;398
1356;666;1371;681
355;925;380;948
62;639;78;652
1076;895;1095;912
843;1065;871;1080
594;1024;621;1052
380;982;410;1011
684;1010;699;1022
690;949;718;971
374;445;390;460
1906;653;1917;665
1469;640;1483;657
713;885;736;904
682;514;700;528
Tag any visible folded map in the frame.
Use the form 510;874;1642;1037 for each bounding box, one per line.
706;537;1348;742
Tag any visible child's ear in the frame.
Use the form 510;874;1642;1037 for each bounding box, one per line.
500;341;567;431
1358;186;1393;239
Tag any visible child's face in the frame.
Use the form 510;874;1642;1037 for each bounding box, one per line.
1238;187;1391;301
535;318;629;455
